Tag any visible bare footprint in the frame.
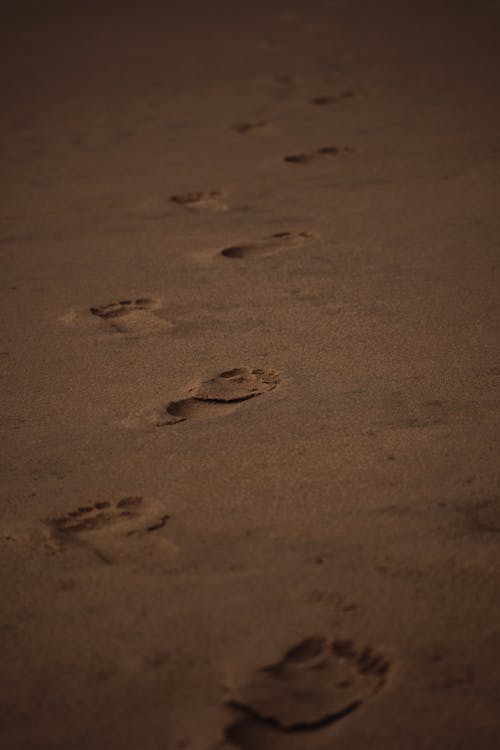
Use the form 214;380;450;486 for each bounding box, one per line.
88;297;170;334
221;231;313;260
170;190;228;212
230;122;274;136
310;89;354;106
47;496;171;563
159;367;280;426
221;636;390;748
284;146;355;164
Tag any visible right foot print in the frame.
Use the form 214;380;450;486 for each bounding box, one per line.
159;367;280;426
284;145;355;164
220;231;313;260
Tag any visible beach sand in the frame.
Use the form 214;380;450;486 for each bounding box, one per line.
1;1;499;748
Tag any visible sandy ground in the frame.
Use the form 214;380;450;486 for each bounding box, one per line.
1;1;500;748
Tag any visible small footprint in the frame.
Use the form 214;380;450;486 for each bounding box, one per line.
47;497;170;563
310;89;355;106
222;636;389;747
159;367;280;426
88;297;170;334
230;122;273;136
284;146;355;164
170;190;227;212
221;231;313;260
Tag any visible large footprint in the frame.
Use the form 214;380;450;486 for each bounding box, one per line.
47;496;170;563
159;367;280;425
221;636;389;748
221;231;313;260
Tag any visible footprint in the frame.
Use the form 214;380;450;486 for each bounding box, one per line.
284;146;355;164
220;231;313;260
230;122;273;136
47;497;170;563
159;367;280;426
90;298;155;320
222;636;389;747
88;297;170;334
310;90;354;106
170;190;227;212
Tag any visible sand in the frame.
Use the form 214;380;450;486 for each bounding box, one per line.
1;1;500;748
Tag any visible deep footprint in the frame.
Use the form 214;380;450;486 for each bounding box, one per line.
284;146;355;164
159;367;280;425
221;232;312;260
223;636;389;746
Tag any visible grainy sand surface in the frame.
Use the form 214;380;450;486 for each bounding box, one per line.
1;2;500;748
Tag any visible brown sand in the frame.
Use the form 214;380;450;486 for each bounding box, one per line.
1;2;500;748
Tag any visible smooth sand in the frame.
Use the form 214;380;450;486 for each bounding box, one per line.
1;2;500;748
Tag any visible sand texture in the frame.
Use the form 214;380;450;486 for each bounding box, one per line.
1;1;500;748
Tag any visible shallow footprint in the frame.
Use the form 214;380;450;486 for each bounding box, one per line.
284;146;355;164
230;122;273;136
89;297;170;334
90;298;155;320
221;231;313;260
159;367;280;425
47;496;171;563
310;89;354;106
170;190;227;212
222;636;390;747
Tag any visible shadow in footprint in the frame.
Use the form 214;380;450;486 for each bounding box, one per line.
221;636;390;748
284;146;355;164
221;232;313;260
159;367;280;426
